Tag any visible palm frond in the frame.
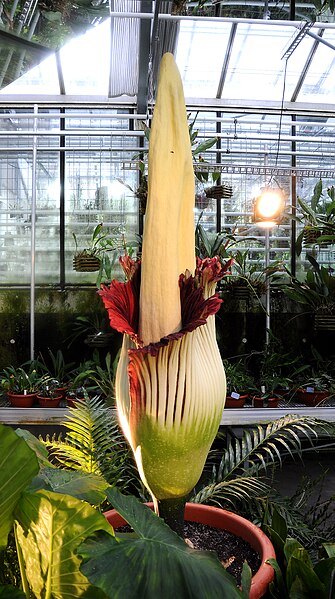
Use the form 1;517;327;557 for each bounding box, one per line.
218;414;330;480
192;475;271;508
192;415;333;513
42;396;140;493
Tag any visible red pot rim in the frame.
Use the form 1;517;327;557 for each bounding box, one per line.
8;391;37;398
104;502;275;599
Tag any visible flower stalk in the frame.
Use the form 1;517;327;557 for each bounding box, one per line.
99;53;228;535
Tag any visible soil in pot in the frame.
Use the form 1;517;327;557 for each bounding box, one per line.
105;503;275;599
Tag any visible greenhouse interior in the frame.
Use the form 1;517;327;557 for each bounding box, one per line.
1;1;335;597
0;2;334;423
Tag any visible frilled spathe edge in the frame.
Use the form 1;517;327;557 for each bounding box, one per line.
98;255;230;356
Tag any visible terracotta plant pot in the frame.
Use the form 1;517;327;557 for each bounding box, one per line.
7;392;37;408
56;386;67;400
296;388;331;407
37;394;62;408
253;397;279;408
104;502;275;599
225;394;248;408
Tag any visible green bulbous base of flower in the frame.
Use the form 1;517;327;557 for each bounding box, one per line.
133;413;221;501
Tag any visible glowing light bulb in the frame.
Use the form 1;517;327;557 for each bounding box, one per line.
253;188;284;228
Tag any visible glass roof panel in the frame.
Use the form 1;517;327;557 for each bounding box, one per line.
0;53;59;94
298;29;335;102
60;19;110;95
222;23;315;101
176;20;232;98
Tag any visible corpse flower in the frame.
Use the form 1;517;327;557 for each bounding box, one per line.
99;53;228;534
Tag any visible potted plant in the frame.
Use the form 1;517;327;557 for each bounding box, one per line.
223;358;256;407
36;378;63;408
295;373;335;406
293;179;335;255
222;249;282;305
1;408;332;597
0;423;259;598
282;254;335;330
1;363;44;407
38;348;75;399
97;51;275;596
72;222;118;275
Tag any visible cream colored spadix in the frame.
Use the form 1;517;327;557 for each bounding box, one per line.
139;52;195;346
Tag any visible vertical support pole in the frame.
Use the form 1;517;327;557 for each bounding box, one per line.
265;227;270;346
30;104;38;361
291;115;297;277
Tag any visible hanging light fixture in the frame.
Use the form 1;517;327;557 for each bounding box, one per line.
253;187;285;228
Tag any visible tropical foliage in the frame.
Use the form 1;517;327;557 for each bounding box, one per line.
42;396;140;496
283;255;335;315
192;414;334;545
0;424;251;599
264;509;335;598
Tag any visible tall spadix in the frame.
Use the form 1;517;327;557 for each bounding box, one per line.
139;53;196;345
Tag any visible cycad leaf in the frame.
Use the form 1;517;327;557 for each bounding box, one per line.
43;397;136;491
0;424;39;549
15;489;111;599
195;415;328;506
79;487;243;599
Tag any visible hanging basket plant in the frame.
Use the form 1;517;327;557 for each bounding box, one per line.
302;225;320;245
73;253;102;272
72;223;115;273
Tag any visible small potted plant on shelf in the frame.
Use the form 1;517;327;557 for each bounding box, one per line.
295;372;335;406
36;378;63;408
223;358;256;407
38;348;75;399
1;364;43;407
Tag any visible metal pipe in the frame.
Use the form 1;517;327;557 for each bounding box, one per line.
108;12;335;29
30;104;38;361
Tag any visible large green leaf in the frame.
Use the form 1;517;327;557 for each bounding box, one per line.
79;488;246;599
14;489;111;599
0;424;39;549
286;556;325;596
31;467;108;505
314;558;335;597
15;427;50;467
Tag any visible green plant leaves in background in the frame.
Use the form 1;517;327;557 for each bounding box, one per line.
14;489;111;599
79;487;249;599
0;424;39;549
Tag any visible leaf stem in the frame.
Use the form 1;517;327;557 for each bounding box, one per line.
155;496;187;538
